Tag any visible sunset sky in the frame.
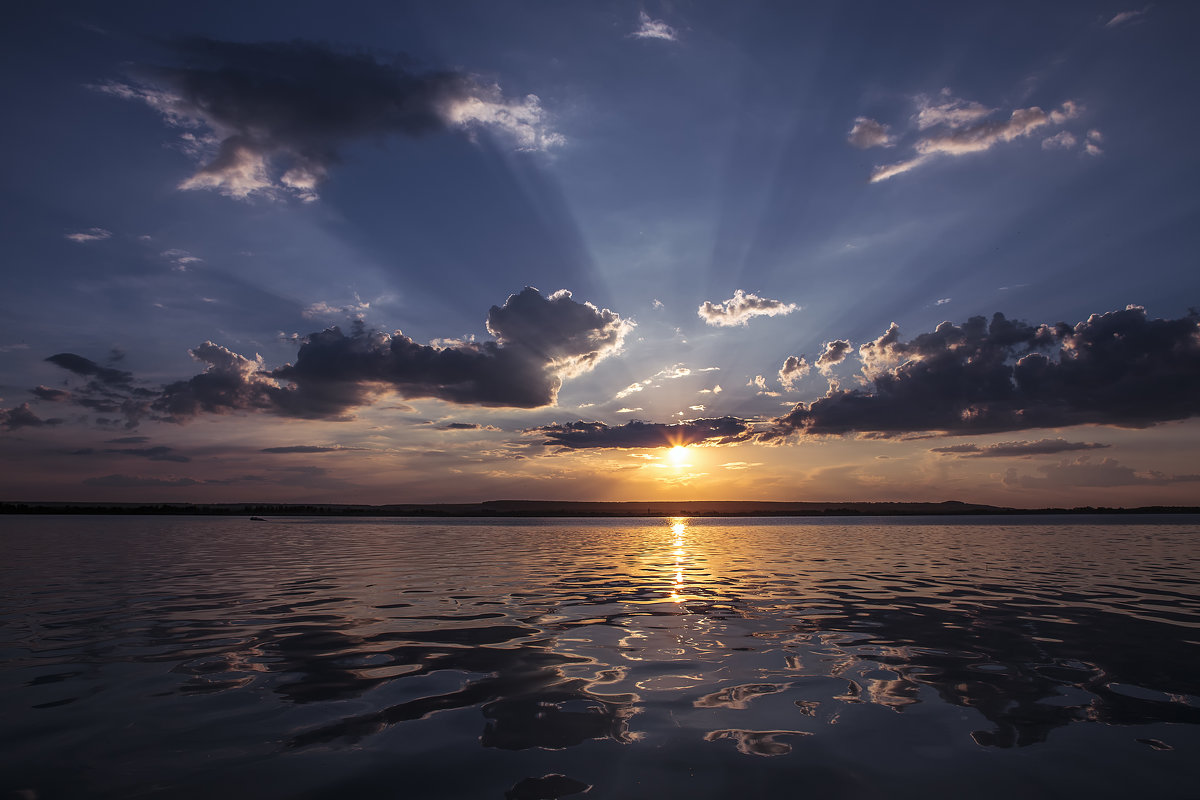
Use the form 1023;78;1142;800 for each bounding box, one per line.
2;1;1198;507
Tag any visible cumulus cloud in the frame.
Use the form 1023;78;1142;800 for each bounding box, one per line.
65;228;112;243
847;117;892;148
97;38;563;201
1;404;63;431
764;306;1200;440
46;288;630;425
931;439;1110;458
778;356;811;390
866;90;1085;182
698;290;798;327
815;340;852;374
631;12;678;41
532;417;751;449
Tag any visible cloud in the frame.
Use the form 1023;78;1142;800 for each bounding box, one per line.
1;404;63;431
144;287;631;421
815;340;853;374
698;290;798;327
83;474;202;488
935;298;952;306
65;228;112;243
261;445;350;453
97;38;562;201
778;356;811;390
438;422;500;431
847;117;892;148
1005;457;1200;489
93;446;189;462
866;91;1084;182
45;353;133;387
915;93;992;130
532;417;751;449
1106;8;1149;27
1042;131;1078;150
32;386;71;402
631;12;678;41
764;306;1200;440
931;438;1110;458
303;298;370;320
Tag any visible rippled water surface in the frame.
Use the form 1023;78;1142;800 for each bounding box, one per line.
2;515;1199;799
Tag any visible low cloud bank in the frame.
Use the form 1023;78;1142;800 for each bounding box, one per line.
533;417;751;449
43;288;630;425
765;306;1200;439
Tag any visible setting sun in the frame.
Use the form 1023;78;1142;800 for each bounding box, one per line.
667;445;689;466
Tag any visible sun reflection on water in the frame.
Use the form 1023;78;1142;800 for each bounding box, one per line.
670;518;687;602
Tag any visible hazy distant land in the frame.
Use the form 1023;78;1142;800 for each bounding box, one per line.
3;500;1198;517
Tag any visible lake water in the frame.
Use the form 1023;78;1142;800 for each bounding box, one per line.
2;515;1198;799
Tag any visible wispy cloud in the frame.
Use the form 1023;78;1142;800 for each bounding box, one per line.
864;90;1086;182
931;439;1110;458
1106;7;1149;28
698;290;798;327
97;38;563;202
533;417;751;449
847;117;892;148
631;11;678;41
65;227;112;243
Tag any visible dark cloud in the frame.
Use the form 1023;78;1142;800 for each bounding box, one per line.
98;38;561;200
152;288;631;420
42;353;154;427
260;445;346;454
438;422;501;431
931;439;1110;458
45;353;132;387
32;385;71;402
533;417;751;449
104;446;189;463
105;436;151;444
766;307;1200;440
66;444;189;462
83;474;202;488
1;404;62;431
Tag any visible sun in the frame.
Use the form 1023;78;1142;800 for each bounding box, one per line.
667;445;689;466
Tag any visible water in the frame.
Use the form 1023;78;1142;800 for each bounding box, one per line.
2;515;1198;799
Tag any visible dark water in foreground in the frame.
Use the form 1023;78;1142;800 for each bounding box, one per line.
2;515;1198;799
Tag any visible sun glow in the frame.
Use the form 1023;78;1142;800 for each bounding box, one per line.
667;445;689;467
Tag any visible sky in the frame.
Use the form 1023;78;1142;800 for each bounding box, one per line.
2;1;1198;507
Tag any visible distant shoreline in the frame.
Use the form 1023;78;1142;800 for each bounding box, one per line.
3;500;1198;517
